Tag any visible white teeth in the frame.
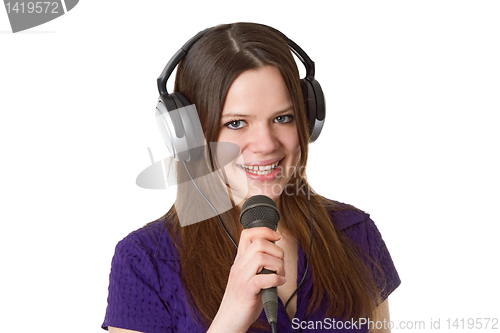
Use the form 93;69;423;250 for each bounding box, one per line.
241;161;280;175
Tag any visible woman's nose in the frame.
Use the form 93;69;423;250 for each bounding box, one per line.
247;124;280;154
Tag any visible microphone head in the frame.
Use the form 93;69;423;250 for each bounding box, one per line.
240;195;280;229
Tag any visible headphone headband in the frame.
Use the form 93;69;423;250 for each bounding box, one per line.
157;24;317;97
262;25;316;80
157;28;210;97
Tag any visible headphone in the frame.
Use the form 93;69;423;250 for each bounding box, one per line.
155;24;326;162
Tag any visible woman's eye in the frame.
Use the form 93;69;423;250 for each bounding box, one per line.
274;114;294;123
224;119;246;130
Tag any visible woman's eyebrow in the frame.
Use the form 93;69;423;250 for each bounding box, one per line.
221;113;255;119
221;106;294;120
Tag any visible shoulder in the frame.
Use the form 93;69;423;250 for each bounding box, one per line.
321;197;386;260
103;215;182;332
115;215;180;262
321;197;371;231
321;197;401;299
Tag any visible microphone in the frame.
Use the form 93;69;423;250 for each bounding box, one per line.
239;195;280;330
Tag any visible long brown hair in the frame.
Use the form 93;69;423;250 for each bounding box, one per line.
161;23;381;329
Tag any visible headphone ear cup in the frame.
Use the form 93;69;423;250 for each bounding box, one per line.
155;93;205;162
309;78;325;142
173;92;191;108
156;93;189;161
300;79;317;138
300;78;325;142
173;93;205;162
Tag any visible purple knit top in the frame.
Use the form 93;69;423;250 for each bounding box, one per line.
102;201;400;332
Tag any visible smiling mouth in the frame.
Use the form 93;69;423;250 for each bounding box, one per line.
239;159;282;175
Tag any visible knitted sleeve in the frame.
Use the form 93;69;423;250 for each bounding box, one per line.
102;235;173;333
342;216;401;301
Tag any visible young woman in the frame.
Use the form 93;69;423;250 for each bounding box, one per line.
102;23;400;333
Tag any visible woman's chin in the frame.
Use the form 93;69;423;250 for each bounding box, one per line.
230;186;283;207
244;183;286;202
225;173;286;203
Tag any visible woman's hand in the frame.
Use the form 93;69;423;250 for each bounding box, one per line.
207;227;286;333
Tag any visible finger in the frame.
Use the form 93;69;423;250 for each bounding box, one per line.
232;251;285;281
247;238;285;261
237;228;281;255
249;273;287;292
234;238;285;275
253;252;286;277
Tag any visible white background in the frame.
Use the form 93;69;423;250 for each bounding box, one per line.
1;1;499;332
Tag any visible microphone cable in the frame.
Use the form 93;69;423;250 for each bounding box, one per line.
182;161;238;249
183;160;314;333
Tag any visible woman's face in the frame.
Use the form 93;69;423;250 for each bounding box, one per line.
216;65;301;205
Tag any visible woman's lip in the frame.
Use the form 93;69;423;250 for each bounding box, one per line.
237;157;283;167
237;158;284;181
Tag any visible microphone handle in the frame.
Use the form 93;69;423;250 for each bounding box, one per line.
259;270;278;324
243;219;279;324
